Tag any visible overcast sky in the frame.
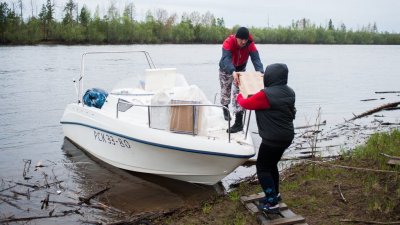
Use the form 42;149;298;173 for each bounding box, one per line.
11;0;400;32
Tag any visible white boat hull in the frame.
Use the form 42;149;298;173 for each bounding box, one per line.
61;103;255;185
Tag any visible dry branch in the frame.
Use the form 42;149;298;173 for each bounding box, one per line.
337;184;347;203
15;182;38;189
23;159;32;179
0;197;23;210
384;107;400;111
47;200;107;210
106;209;179;225
375;91;400;94
349;101;400;121
310;160;400;174
0;193;19;200
360;98;378;102
381;122;400;125
381;153;400;160
0;184;17;193
11;190;29;198
27;181;64;191
42;172;50;188
0;213;72;223
78;187;110;205
295;120;326;129
340;219;400;224
41;193;50;209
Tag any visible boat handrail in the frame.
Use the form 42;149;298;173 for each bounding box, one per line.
77;51;156;104
116;98;252;143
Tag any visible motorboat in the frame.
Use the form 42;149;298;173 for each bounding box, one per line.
60;51;255;185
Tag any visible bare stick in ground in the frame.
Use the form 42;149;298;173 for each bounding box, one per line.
42;172;50;188
41;193;50;209
23;159;32;180
307;107;322;159
78;187;110;205
337;184;347;203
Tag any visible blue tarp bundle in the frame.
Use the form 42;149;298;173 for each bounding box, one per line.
82;88;108;109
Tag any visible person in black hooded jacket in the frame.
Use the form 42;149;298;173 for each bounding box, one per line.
236;63;296;213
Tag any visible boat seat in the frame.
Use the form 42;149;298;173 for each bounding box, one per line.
144;68;177;91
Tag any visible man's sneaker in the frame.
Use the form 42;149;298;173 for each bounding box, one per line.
259;194;280;204
257;202;280;214
258;196;280;214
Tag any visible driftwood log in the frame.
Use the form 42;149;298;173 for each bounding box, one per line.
375;91;400;94
349;101;400;121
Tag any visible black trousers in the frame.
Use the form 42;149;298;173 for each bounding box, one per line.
256;141;291;199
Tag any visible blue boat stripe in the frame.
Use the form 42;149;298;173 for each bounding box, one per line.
60;121;255;159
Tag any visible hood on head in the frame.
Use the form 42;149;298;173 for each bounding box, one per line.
263;63;289;87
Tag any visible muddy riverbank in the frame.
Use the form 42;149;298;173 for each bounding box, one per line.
1;99;399;224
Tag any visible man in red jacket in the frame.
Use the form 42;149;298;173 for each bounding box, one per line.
219;27;264;133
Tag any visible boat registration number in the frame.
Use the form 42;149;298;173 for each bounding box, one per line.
93;130;131;149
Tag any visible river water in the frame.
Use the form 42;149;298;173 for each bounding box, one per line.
0;44;399;224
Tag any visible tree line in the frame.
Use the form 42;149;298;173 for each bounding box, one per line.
1;0;400;45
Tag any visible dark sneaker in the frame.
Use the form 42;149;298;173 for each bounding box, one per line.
257;202;280;214
258;196;278;205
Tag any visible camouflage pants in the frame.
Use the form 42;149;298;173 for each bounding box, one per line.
219;69;243;114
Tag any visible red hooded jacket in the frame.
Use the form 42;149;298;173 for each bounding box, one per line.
223;34;258;67
219;34;263;74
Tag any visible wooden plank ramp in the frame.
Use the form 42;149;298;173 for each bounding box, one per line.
240;192;308;225
387;159;400;166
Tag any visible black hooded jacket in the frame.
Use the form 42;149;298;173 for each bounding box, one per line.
256;63;296;146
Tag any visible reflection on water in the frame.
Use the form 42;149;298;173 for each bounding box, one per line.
0;139;222;225
62;138;222;213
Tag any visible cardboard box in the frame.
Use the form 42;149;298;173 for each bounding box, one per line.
238;72;264;97
170;100;199;135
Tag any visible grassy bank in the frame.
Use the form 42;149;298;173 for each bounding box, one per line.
155;129;400;225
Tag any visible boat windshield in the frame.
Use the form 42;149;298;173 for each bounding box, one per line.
78;51;155;102
111;76;145;91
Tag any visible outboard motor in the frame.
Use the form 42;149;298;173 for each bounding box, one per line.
82;88;108;109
